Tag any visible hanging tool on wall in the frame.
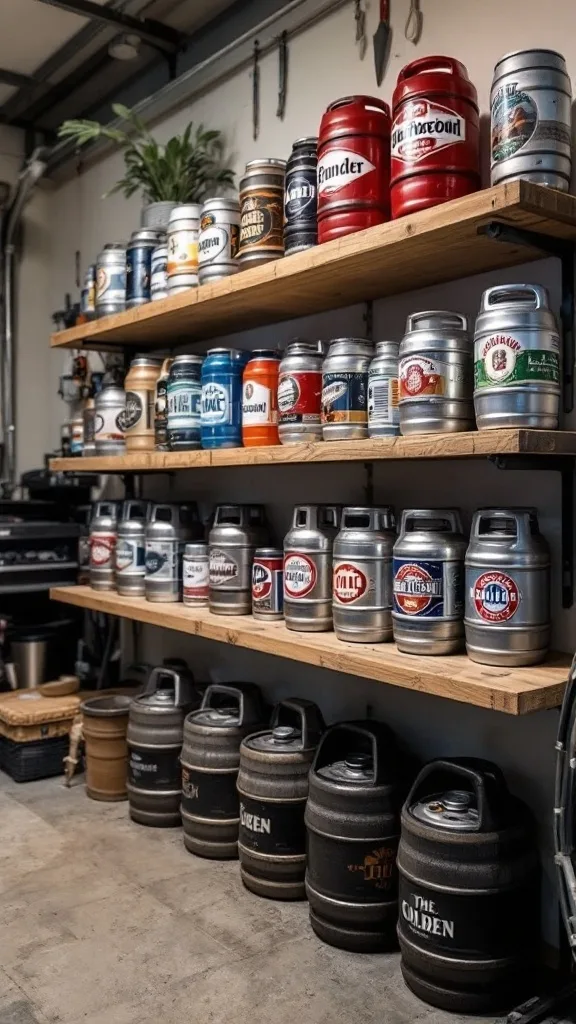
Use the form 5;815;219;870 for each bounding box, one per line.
353;0;367;60
252;39;260;141
405;0;423;44
373;0;392;86
276;31;289;120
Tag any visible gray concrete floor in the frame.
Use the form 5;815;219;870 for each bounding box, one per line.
0;770;552;1024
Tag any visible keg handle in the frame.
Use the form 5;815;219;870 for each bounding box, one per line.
312;722;393;786
405;758;507;831
142;666;196;708
321;505;341;530
406;311;469;334
472;508;537;544
123;500;149;522
214;504;241;526
481;284;548;311
377;506;396;532
327;95;389;113
271;698;325;749
201;684;261;726
401;508;463;535
396;56;468;80
95;501;118;520
248;505;266;527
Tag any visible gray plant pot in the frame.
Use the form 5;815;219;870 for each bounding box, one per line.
141;201;177;231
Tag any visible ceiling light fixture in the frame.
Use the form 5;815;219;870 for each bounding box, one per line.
108;34;141;61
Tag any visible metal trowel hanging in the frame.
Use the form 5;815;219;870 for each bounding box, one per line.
373;0;391;86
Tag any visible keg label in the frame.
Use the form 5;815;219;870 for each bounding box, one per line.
151;251;167;298
90;533;116;567
183;557;209;600
94;407;125;442
308;832;398;900
242;380;276;425
491;85;538;163
333;561;368;603
317;148;376;194
278;371;322;425
95;266;126;304
321;372;367;424
239;796;306;855
116;538;145;573
239;193;283;253
167;229;198;274
368;374;400;427
400;889;455;943
284;553;317;598
145;541;179;580
181;765;239;818
128;746;180;790
210;548;239;586
126;248;151;302
252;558;283;614
123;391;144;431
393;560;444;616
474;333;560;389
198;217;239;264
400;357;444;398
167;383;202;428
392;101;466;163
201;382;231;425
285;174;317;220
473;571;520;622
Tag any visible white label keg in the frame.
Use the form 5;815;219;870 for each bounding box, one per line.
198;198;240;284
399;312;473;435
167;204;201;293
284;505;340;632
333;506;395;643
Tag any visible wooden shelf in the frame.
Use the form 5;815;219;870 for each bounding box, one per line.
51;181;576;351
50;586;570;715
49;428;576;473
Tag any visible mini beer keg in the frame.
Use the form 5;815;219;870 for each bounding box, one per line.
368;341;400;437
321;338;373;441
82;398;96;457
491;49;572;191
238;159;286;268
166;354;203;450
473;284;560;430
183;542;209;607
392;509;466;655
89;501;118;591
399;312;474;434
127;667;199;827
150;243;168;301
284;504;340;632
180;683;264;858
154;357;172;450
124;356;162;452
70;413;83;456
80;264;96;320
201;348;244;449
278;339;324;444
198;198;240;284
94;382;126;455
95;243;126;317
465;508;550;667
242;350;280;446
145;503;199;603
126;228;163;308
115;500;149;597
284;137;318;254
166;204;201;292
252;548;283;620
238;698;325;899
209;504;268;615
333;506;395;643
398;758;538;1013
306;721;400;952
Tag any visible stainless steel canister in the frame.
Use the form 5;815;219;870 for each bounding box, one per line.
399;312;474;435
473;284;560;430
491;49;572;191
183;542;209;607
284;505;340;632
150;243;168;301
115;500;150;597
465;508;550;667
333;506;396;643
94;383;126;456
198;198;241;284
89;500;118;591
392;509;467;655
321;338;373;441
145;503;199;603
238;159;286;268
95;243;126;317
166;204;201;293
368;341;400;437
209;505;268;615
278;340;324;444
82;398;96;456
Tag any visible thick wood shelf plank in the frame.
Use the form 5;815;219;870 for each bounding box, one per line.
50;586;570;714
50;181;576;351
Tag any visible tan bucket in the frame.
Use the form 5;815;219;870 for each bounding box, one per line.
81;695;132;801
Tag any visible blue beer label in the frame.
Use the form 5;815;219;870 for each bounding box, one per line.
321;371;367;425
393;559;444;618
201;381;231;425
126;246;151;303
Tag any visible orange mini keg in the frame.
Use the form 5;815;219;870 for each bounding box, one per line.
242;350;280;446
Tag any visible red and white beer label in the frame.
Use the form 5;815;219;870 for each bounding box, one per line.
333;561;368;604
473;572;520;622
284;553;316;597
278;371;322;423
90;533;116;567
400;356;445;398
392;101;466;164
317;148;376;196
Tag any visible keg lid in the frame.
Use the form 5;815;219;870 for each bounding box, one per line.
292;136;319;147
171;354;204;365
411;789;480;831
245;158;286;171
318;752;374;783
245;724;303;752
193;705;241;727
254;547;283;558
248;349;280;360
184;542;208;557
138;688;176;708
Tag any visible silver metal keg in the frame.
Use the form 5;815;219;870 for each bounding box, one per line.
198;198;241;284
89;501;118;591
465;508;550;667
95;243;126;317
321;338;373;441
82;398;96;456
278;340;324;444
94;383;126;456
473;284;560;430
368;341;400;437
284;504;340;632
491;49;572;191
166;204;201;293
145;503;199;603
209;505;268;615
392;509;467;655
399;312;474;435
150;243;168;301
183;542;209;607
115;500;149;597
127;667;199;827
333;506;396;643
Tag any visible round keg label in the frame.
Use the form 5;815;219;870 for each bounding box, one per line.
474;571;520;622
201;382;231;425
317;148;376;195
209;548;239;586
123;391;144;431
284;553;317;598
90;534;116;567
400;357;444;398
278;371;322;424
491;86;538;163
393;560;443;616
392;101;466;164
115;538;144;573
239;193;283;254
333;561;368;603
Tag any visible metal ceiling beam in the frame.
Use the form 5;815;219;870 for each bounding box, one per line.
34;0;184;53
0;68;41;89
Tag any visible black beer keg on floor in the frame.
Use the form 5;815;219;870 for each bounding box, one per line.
180;683;264;859
397;758;538;1014
237;698;324;900
305;721;400;952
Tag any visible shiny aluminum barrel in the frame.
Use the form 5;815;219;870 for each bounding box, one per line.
89;500;118;591
115;500;149;597
321;338;373;441
278;339;324;444
333;506;396;643
209;504;268;615
284;504;340;632
399;311;474;435
145;503;199;602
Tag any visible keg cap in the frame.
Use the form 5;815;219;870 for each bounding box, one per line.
184;542;208;557
193;705;240;727
292;136;318;147
245;724;303;752
318;752;374;783
138;688;176;708
411;788;480;831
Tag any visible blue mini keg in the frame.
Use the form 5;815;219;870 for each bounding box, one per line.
201;348;248;448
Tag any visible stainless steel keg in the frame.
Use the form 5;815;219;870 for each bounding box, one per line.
82;398;96;456
333;506;396;643
115;500;149;597
322;338;373;441
368;341;400;437
209;504;268;615
238;698;325;900
145;503;199;603
94;383;126;456
473;284;560;430
491;49;572;191
278;339;324;444
465;508;550;667
166;204;201;293
180;683;264;859
183;542;209;607
95;243;126;317
198;198;241;284
238;158;286;268
284;504;340;632
89;501;118;591
127;667;198;827
150;243;168;301
399;312;474;435
392;509;467;655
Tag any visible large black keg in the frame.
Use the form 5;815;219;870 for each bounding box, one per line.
397;758;538;1014
237;698;324;900
305;721;400;952
180;683;264;859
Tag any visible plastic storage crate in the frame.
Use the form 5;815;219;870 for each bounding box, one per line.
0;734;69;782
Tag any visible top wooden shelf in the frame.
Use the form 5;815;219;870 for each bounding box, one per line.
51;181;576;351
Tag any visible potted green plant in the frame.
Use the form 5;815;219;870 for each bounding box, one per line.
58;104;235;230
